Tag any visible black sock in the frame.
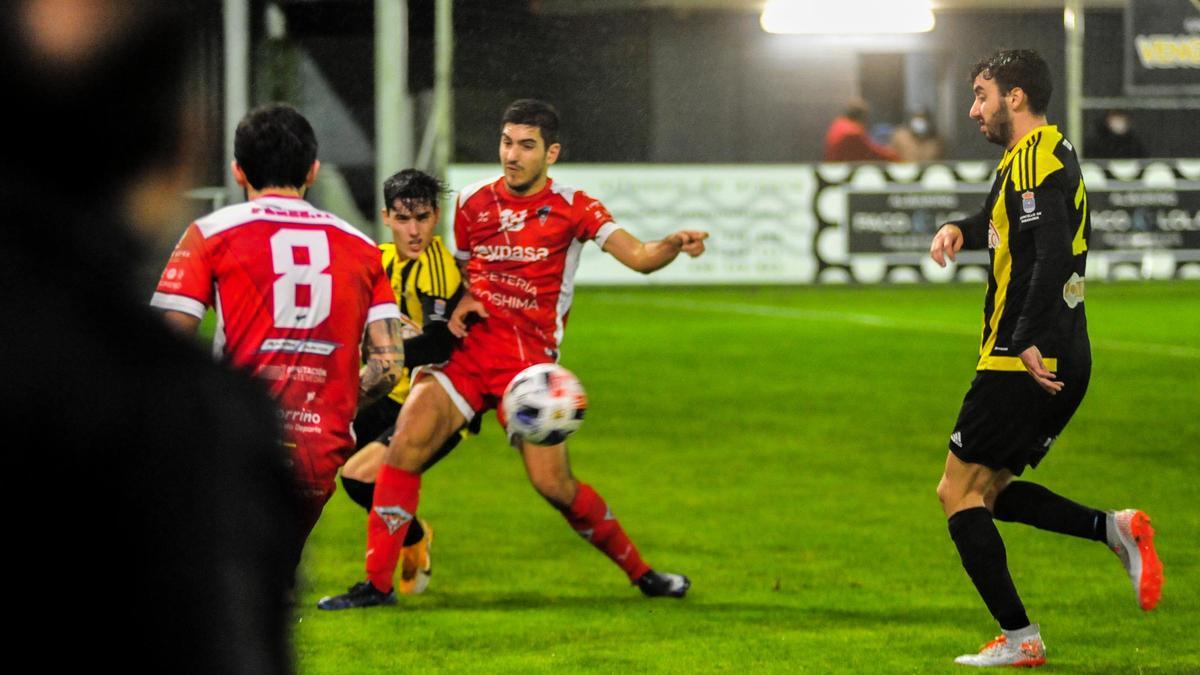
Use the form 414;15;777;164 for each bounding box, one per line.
993;481;1107;542
340;475;375;511
341;476;425;546
404;517;425;546
949;507;1030;631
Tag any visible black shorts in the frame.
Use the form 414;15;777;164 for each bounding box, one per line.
948;364;1090;475
352;398;402;451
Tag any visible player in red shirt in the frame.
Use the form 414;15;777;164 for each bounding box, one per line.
152;104;405;565
319;99;707;610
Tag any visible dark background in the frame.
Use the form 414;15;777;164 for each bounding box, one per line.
189;1;1199;216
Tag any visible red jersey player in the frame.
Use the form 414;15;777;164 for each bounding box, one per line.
151;104;405;566
319;99;707;610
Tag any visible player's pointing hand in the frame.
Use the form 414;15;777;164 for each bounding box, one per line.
671;230;709;257
930;224;964;267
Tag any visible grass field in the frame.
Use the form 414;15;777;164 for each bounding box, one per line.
294;281;1199;673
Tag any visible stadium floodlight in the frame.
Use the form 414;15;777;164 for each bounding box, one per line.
760;0;936;35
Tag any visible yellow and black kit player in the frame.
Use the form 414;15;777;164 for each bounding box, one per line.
931;50;1160;668
947;122;1091;473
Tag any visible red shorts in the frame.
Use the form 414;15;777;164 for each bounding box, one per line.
416;322;554;425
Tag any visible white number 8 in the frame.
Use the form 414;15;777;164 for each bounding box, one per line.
270;229;332;328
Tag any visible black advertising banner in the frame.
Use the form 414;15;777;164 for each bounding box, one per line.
1125;0;1200;94
847;186;1200;253
846;188;985;254
1089;187;1200;250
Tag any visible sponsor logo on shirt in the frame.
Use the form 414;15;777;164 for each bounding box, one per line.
1062;272;1086;309
950;430;963;447
259;338;339;356
473;244;550;262
479;289;540;310
483;271;538;295
498;208;528;233
279;407;323;435
257;365;328;383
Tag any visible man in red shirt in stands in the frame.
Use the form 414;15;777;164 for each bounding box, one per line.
824;99;900;162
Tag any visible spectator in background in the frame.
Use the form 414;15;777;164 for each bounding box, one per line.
0;1;295;671
824;99;900;162
890;109;945;162
1086;109;1146;159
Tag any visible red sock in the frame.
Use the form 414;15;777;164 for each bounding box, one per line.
564;482;652;583
365;464;420;593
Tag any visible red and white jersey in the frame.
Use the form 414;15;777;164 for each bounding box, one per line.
151;195;400;463
453;176;619;358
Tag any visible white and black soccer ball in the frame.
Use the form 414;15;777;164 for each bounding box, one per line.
501;363;588;446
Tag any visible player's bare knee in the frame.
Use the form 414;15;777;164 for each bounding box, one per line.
936;474;954;508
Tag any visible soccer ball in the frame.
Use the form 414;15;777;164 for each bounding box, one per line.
502;363;588;446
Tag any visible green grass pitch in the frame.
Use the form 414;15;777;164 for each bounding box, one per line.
294;281;1198;673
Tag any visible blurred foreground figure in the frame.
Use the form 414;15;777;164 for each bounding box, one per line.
0;2;296;671
929;49;1161;668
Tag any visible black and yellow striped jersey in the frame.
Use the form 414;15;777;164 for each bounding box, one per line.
951;124;1091;373
379;235;462;403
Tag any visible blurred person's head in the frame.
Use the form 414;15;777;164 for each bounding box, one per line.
907;110;933;137
499;99;561;195
233;104;320;195
382;169;446;261
969;49;1052;148
844;99;870;124
1104;110;1132;137
0;0;198;236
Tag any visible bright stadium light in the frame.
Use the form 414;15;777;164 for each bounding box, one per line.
760;0;936;35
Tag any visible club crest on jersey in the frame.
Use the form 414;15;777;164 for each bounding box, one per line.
374;505;413;535
1022;191;1036;214
498;208;528;233
537;205;552;224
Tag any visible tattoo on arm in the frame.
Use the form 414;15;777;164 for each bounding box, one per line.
358;318;406;411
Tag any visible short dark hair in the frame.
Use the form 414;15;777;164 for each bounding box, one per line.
234;103;318;190
844;99;869;123
382;169;447;212
501;99;560;147
971;49;1052;115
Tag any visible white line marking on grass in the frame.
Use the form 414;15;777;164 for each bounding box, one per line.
590;293;1200;360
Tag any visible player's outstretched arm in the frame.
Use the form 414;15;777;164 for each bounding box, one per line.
359;318;405;412
602;228;709;274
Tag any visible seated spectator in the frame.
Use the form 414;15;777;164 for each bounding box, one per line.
824;99;900;162
1086;110;1146;159
890;110;945;162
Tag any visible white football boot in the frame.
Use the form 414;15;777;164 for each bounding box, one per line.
1107;509;1163;611
955;625;1046;668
